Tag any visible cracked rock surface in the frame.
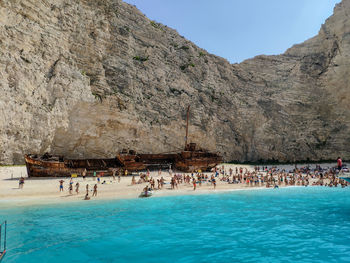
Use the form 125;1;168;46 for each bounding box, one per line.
0;0;349;164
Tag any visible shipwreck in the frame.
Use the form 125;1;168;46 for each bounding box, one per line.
25;106;222;177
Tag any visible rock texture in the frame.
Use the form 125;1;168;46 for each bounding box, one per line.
0;0;349;164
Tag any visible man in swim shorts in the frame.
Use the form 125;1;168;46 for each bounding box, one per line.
19;176;25;189
59;180;64;192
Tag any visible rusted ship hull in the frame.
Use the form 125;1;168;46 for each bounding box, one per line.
116;149;222;173
175;159;221;173
25;150;222;177
25;154;122;177
174;150;222;172
116;153;177;172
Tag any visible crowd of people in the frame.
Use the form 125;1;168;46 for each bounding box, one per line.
17;158;349;199
134;161;349;193
217;164;349;188
57;177;98;200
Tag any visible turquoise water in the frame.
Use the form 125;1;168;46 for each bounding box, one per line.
1;187;350;263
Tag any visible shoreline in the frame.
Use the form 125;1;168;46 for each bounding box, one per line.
0;187;264;209
0;184;315;209
0;163;339;208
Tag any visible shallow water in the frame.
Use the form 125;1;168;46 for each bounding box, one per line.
1;187;350;263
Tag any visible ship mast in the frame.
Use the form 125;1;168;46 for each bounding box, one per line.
185;105;190;150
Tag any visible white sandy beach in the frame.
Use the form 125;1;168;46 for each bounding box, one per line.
0;163;336;207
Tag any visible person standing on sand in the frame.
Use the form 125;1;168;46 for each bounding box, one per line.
160;177;165;189
75;182;80;194
150;178;155;189
82;169;87;180
69;178;74;194
19;176;25;189
92;184;97;196
212;178;216;189
192;178;196;191
86;184;89;195
69;183;73;195
337;157;342;171
170;177;174;189
112;169;116;181
59;180;64;192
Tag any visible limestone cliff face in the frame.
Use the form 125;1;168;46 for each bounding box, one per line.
0;0;349;164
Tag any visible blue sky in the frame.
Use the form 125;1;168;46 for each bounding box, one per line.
123;0;341;63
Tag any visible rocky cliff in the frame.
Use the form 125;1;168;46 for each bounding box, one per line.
0;0;349;164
